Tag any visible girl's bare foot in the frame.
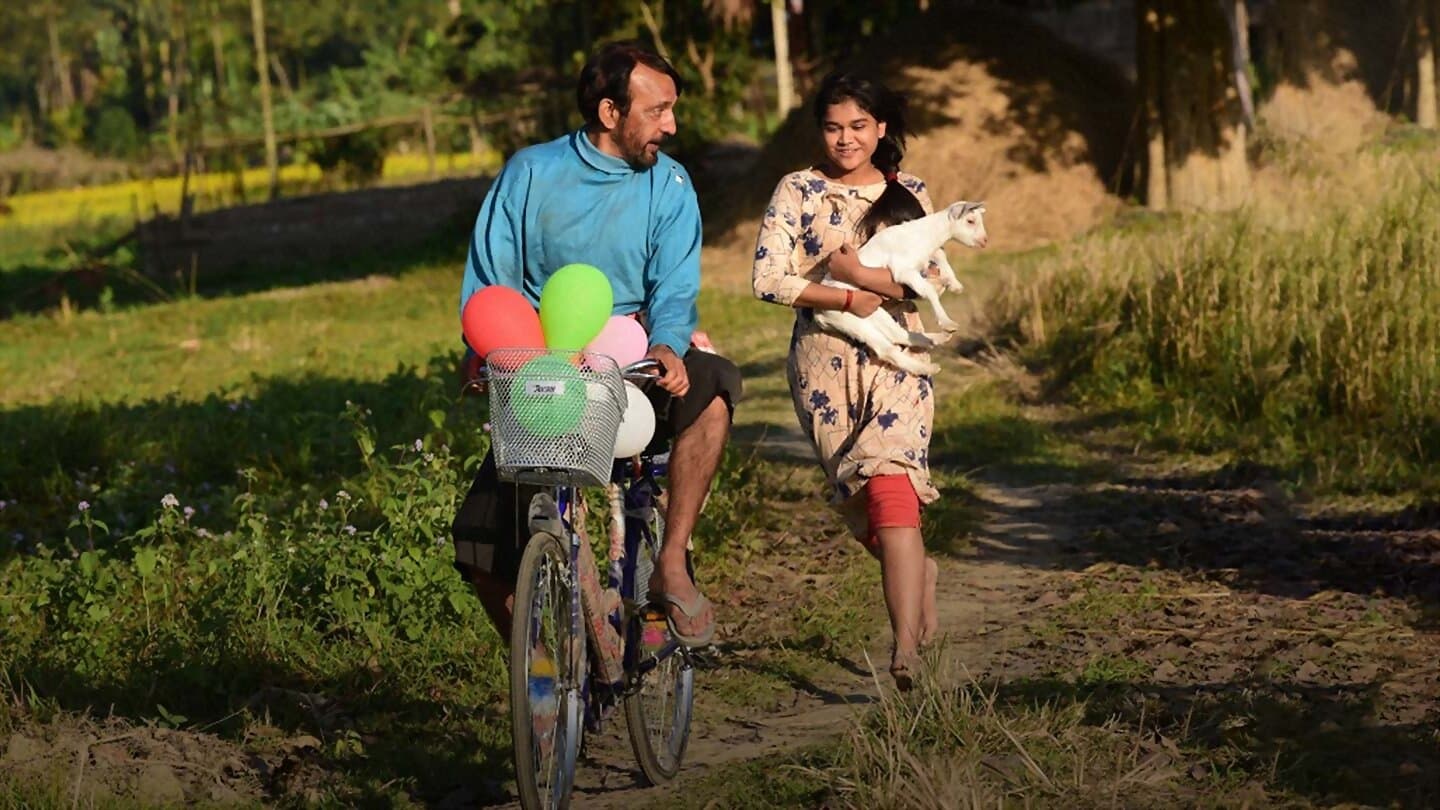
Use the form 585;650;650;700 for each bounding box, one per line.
918;556;939;649
890;645;917;692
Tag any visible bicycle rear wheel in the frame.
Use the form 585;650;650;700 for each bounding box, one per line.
622;506;695;784
511;531;586;809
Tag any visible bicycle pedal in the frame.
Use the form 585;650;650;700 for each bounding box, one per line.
638;607;670;657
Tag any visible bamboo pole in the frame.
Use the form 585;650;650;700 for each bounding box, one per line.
249;0;279;199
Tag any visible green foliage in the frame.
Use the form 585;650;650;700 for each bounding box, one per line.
42;107;85;149
302;130;390;185
0;0;782;176
0;391;506;759
87;105;142;159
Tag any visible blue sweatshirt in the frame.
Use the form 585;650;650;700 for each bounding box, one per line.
460;129;702;357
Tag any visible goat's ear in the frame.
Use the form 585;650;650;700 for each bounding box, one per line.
950;198;984;217
948;201;985;219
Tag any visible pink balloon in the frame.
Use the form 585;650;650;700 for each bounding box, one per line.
585;315;649;366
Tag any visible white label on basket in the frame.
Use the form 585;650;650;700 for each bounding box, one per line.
524;380;566;396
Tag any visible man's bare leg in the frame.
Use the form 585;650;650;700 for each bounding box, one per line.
469;568;515;640
651;396;729;637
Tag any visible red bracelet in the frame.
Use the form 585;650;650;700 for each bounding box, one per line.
843;289;854;312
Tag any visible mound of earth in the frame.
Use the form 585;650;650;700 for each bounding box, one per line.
0;715;339;806
702;4;1135;262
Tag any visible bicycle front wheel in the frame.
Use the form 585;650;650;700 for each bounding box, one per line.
623;506;695;784
511;531;586;810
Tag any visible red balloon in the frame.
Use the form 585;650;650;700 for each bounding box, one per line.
461;286;545;367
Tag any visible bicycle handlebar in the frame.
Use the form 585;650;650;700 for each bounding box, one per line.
461;357;664;396
620;359;664;381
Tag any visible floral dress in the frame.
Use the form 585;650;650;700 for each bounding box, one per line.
752;169;941;537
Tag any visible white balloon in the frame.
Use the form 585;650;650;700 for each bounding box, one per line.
612;381;656;458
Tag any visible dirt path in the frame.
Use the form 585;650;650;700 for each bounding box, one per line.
7;391;1436;807
536;473;1083;809
510;408;1440;807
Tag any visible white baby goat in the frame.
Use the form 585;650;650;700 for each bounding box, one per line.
814;201;988;376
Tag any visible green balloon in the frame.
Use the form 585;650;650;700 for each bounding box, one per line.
511;355;586;436
540;263;614;350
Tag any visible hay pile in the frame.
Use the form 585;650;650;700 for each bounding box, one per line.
702;4;1134;274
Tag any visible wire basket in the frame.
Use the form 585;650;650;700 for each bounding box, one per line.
486;348;625;487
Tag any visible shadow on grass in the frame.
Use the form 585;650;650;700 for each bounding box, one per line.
925;400;1440;610
0;224;471;322
0;355;520;803
703;642;878;709
13;651;514;807
0;353;478;561
991;675;1439;808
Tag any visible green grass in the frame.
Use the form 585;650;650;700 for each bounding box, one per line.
984;151;1440;495
0;225;921;803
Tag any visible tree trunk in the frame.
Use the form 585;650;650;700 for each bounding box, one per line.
422;105;437;178
249;0;279;200
1228;0;1255;128
771;0;796;120
1418;0;1437;128
1138;0;1168;210
137;0;157;126
161;2;185;162
208;0;245;204
45;3;76;112
1142;0;1251;211
115;1;153;131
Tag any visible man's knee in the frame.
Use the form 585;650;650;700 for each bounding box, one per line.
693;393;731;431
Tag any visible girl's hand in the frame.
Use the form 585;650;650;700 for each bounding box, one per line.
826;244;864;286
848;289;885;317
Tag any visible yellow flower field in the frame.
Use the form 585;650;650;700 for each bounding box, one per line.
2;149;501;229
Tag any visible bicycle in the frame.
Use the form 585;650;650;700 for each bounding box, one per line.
467;348;696;810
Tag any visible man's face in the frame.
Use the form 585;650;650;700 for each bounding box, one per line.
613;64;678;168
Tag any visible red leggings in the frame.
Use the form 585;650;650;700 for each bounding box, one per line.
863;474;921;551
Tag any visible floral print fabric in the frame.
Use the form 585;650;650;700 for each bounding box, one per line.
752;169;941;532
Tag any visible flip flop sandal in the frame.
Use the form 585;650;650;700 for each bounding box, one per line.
650;589;716;648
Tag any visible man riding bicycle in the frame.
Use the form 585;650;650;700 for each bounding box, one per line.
452;40;740;649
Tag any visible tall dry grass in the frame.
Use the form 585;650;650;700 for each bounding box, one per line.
806;657;1178;808
985;143;1440;491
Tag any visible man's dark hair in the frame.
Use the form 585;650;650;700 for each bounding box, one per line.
576;40;685;128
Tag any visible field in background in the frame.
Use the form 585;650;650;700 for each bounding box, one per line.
2;94;1439;806
0;149;500;230
983;141;1440;493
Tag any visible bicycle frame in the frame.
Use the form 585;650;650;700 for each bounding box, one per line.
549;454;689;723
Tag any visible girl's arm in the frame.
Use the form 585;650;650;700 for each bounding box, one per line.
826;245;907;299
789;280;884;316
752;180;884;315
751;177;814;307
